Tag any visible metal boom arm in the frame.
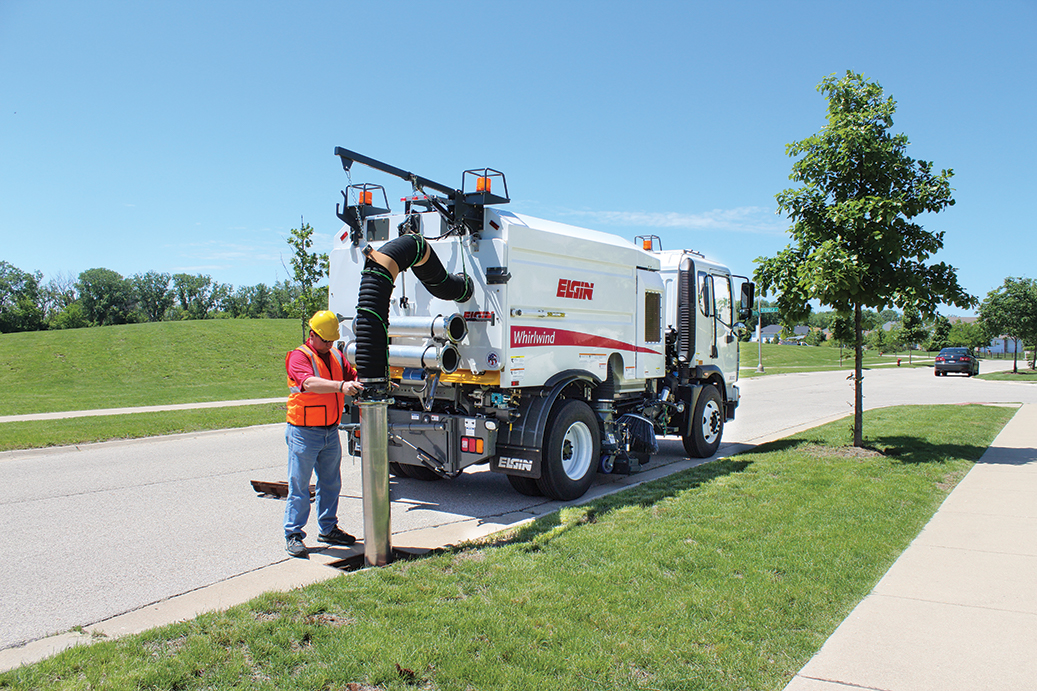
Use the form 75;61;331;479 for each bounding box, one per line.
334;146;458;199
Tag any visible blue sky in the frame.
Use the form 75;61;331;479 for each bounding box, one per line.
2;1;1034;316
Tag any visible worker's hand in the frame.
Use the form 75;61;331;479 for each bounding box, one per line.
342;380;364;396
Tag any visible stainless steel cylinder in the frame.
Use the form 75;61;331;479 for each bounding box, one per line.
358;397;392;567
346;342;461;374
387;313;468;343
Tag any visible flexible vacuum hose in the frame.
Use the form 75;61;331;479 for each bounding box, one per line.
354;234;473;393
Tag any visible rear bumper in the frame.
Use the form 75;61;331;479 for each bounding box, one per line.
935;363;976;374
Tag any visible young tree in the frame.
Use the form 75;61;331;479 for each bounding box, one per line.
980;277;1037;372
805;327;827;346
286;219;330;337
900;305;927;363
754;71;974;447
866;326;887;353
884;325;906;355
925;315;952;353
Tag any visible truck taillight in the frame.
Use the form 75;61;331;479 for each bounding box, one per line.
460;436;484;454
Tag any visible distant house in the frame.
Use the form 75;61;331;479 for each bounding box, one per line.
949;316;1024;354
753;324;809;343
986;337;1024;355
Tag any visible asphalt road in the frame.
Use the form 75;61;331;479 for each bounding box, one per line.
2;360;1035;651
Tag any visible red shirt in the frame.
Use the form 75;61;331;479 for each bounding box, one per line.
286;339;357;391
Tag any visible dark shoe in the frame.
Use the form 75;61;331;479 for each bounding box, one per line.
286;534;309;558
317;526;356;546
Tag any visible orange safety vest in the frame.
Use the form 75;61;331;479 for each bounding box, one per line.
285;344;347;426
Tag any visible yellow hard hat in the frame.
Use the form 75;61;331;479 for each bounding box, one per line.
308;310;340;341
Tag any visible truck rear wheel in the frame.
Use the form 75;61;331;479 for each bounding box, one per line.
537;399;600;501
682;386;723;458
507;474;543;496
400;464;443;481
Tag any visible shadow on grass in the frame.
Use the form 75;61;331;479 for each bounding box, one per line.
867;435;998;465
477;458;753;552
734;434;991;466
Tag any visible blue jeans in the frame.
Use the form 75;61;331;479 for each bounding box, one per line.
284;424;342;539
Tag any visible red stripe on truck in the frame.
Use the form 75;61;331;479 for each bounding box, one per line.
510;326;660;354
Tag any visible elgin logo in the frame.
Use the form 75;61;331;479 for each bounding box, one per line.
464;311;495;323
556;278;594;300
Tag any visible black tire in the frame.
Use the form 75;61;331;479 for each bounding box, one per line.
389;462;407;477
682;386;724;458
536;399;600;501
507;474;543;496
934;369;940;377
400;464;444;481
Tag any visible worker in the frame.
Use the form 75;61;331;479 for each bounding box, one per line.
283;310;364;558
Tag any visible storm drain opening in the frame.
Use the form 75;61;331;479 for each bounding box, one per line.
327;548;427;573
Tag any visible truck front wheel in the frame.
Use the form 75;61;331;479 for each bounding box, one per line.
537;399;600;501
682;386;723;458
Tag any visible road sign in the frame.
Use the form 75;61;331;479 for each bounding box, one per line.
759;307;779;313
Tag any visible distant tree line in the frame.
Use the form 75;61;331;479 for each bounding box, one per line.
0;261;317;332
1;222;330;335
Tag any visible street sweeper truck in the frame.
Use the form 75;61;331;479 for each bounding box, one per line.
328;147;754;502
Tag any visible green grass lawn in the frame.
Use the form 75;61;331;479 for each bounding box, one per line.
740;343;949;377
0;319;302;415
0;404;1014;691
0;403;286;452
978;367;1037;382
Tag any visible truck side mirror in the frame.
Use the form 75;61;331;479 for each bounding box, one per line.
739;282;755;321
700;277;714;317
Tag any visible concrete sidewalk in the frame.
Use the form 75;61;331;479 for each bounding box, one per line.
785;403;1037;691
0;398;284;423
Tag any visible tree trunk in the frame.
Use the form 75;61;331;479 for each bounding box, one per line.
1013;338;1019;373
854;303;864;447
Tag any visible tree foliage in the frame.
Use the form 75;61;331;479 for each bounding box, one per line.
980;277;1037;370
132;271;174;322
286;220;330;335
171;273;232;320
925;315;952;352
754;71;975;446
947;319;989;351
77;268;136;326
0;261;46;333
900;306;927;362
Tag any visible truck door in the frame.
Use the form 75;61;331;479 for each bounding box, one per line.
698;271;737;384
709;272;738;385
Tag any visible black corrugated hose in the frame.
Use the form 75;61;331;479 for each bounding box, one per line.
354;234;473;396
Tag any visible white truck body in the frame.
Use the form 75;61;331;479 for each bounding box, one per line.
328;152;753;501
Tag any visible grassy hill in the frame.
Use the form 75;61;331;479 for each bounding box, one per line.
0;319;304;416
